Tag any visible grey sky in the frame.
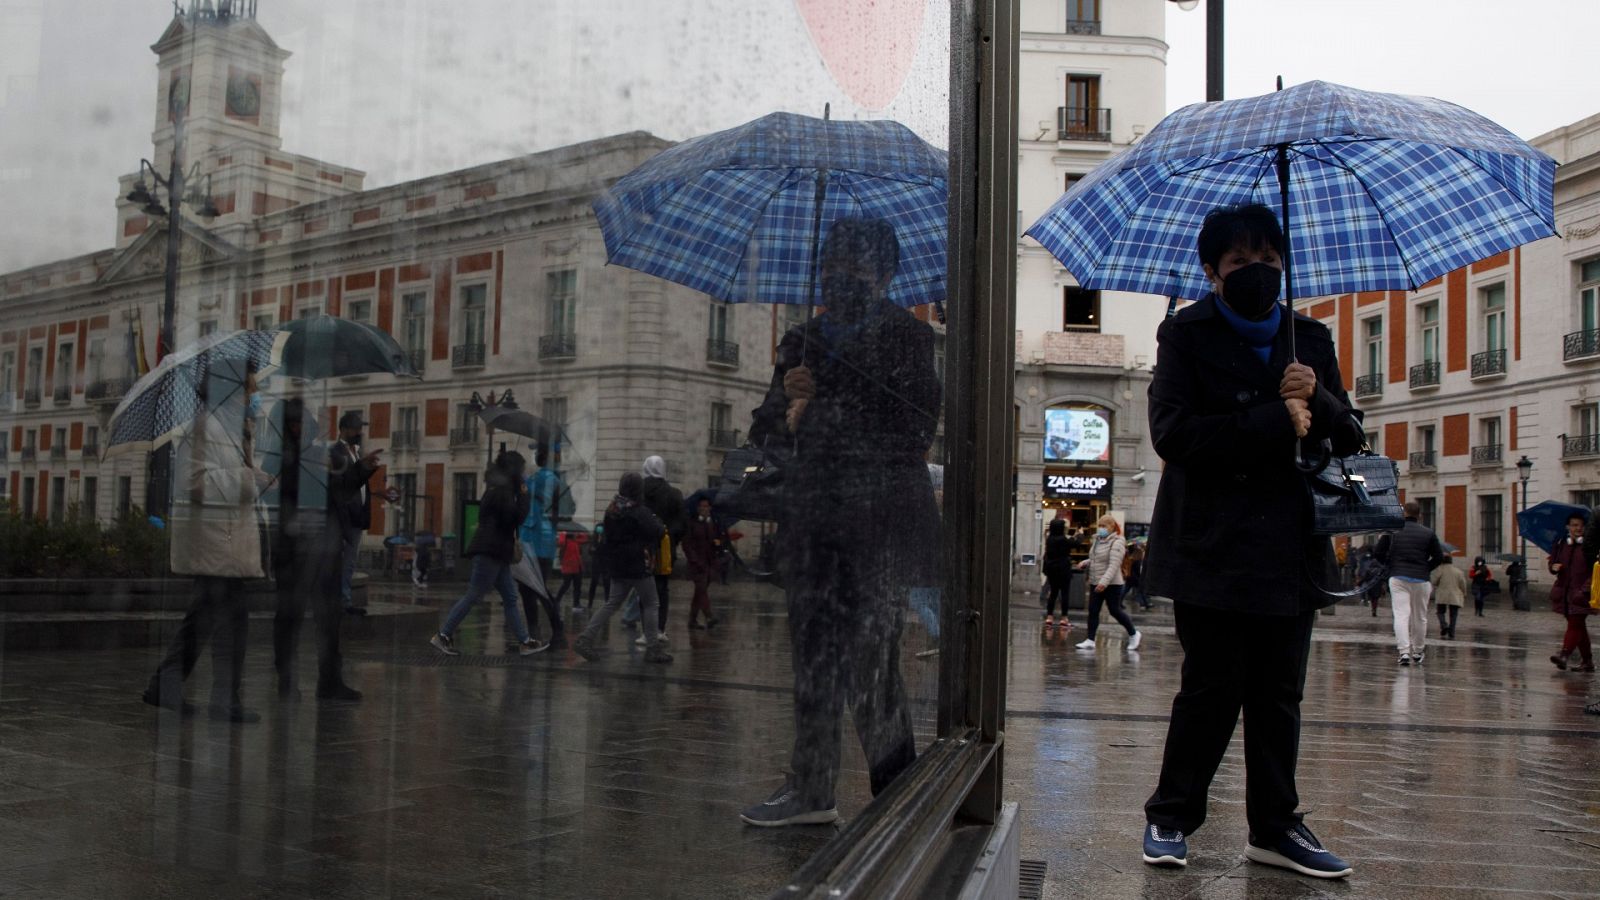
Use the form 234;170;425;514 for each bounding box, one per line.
0;0;1594;273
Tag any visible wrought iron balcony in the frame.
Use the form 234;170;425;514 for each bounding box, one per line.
449;426;480;448
86;377;132;404
20;447;36;462
708;428;739;450
23;387;41;409
390;429;420;452
1064;17;1101;34
1470;349;1507;379
52;385;71;405
1409;450;1436;471
82;442;99;459
1469;444;1502;467
1561;432;1600;459
406;348;427;372
706;338;740;367
1354;373;1383;399
539;332;577;361
1408;361;1440;389
1564;328;1600;361
451;342;486;370
1057;106;1112;142
49;445;66;461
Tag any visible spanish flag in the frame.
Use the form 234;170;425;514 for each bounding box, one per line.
127;308;151;377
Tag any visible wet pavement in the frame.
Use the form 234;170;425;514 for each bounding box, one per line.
0;579;1595;898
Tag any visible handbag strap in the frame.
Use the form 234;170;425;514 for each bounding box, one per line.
1306;556;1388;600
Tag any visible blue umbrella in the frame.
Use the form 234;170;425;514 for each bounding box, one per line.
592;110;948;312
1516;500;1590;555
1025;80;1556;307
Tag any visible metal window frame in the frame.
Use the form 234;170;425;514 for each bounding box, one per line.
768;2;1018;897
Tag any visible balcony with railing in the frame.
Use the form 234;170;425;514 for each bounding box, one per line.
1409;450;1436;471
1564;328;1600;361
86;377;132;404
406;348;427;373
539;332;577;361
1064;17;1100;34
706;338;740;368
82;441;99;459
1057;106;1111;142
390;429;420;452
52;385;71;405
451;342;486;370
1408;361;1440;389
1561;432;1600;459
1354;373;1383;399
20;447;36;463
449;426;480;448
1470;349;1507;379
23;387;41;409
709;428;739;450
49;445;66;461
1470;444;1502;467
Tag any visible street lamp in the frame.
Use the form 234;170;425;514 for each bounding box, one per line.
1514;454;1532;611
1166;0;1224;102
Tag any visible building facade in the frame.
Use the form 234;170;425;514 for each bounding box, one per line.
1301;111;1600;586
1011;0;1169;577
0;8;774;563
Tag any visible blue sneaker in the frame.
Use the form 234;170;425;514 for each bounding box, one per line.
1245;823;1352;879
1141;824;1188;867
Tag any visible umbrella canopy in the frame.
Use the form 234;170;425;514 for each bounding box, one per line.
592;111;949;309
1025;80;1557;302
1515;500;1590;555
476;406;570;446
271;315;420;380
104;329;286;457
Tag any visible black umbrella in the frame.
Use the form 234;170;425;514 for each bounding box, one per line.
476;405;569;446
272;315;420;379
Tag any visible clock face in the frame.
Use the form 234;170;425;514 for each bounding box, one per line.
226;73;260;119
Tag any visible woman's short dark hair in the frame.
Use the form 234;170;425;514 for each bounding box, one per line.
1047;519;1066;536
618;471;643;501
822;218;900;280
1196;204;1285;272
496;450;526;479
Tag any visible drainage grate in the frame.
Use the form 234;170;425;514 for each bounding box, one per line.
1018;859;1047;899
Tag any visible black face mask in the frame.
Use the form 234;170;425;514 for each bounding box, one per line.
1220;262;1282;320
822;271;877;317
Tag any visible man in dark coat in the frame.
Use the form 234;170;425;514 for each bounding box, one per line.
640;455;686;634
329;410;380;616
1140;205;1362;879
1374;502;1445;664
738;218;941;828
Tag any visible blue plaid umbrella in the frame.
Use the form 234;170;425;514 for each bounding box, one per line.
104;329;286;457
1515;500;1590;555
592;110;948;311
1025;80;1557;305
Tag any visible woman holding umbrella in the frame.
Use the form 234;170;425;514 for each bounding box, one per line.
1547;512;1594;673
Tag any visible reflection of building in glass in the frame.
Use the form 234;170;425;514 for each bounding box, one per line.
1012;0;1167;581
0;11;770;563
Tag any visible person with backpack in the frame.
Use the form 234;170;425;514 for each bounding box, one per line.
574;473;673;664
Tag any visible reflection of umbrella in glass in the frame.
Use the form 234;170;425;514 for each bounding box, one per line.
1026;79;1555;325
105;329;286;457
476;404;570;447
592;109;949;316
1515;500;1590;555
271;315;419;379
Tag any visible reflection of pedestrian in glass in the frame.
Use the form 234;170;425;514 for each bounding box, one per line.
683;498;723;629
552;530;586;609
1073;516;1139;651
142;359;270;723
517;445;566;648
330;410;380;617
639;455;686;636
574;473;672;664
1140;205;1359;878
1547;512;1594;672
739;218;940;827
1041;519;1073;633
430;451;541;657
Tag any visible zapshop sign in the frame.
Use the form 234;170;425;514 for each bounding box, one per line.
1043;472;1113;500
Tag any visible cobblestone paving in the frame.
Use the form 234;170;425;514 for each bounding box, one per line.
0;581;1594;898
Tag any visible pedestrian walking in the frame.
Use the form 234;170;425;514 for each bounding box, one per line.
1429;556;1467;640
1357;548;1385;616
1073;516;1139;651
585;523;609;608
1140;205;1359;878
1375;502;1446;666
1468;555;1493;617
330;410;379;616
641;455;687;635
429;451;543;657
574;473;673;664
738;219;938;828
1125;540;1151;610
517;445;566;647
141;360;272;723
553;529;587;609
1040;519;1074;633
683;497;724;629
1547;512;1594;673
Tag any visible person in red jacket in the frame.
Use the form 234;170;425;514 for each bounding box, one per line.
553;530;587;610
683;497;725;629
1548;512;1594;673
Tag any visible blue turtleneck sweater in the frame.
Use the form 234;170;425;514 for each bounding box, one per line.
1213;294;1281;366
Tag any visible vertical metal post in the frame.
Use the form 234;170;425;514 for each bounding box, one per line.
148;98;188;520
1206;0;1224;102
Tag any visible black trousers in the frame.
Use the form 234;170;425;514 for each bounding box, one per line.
654;574;671;631
272;532;343;691
1042;576;1068;616
1145;602;1316;838
553;572;584;606
518;557;565;642
1436;604;1459;634
147;575;250;707
1086;584;1136;639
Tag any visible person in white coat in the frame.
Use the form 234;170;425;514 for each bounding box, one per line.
141;359;271;723
1075;515;1141;651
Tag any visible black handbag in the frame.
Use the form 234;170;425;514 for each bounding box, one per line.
713;442;787;523
1304;445;1404;537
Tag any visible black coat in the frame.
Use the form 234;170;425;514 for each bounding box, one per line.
1143;296;1364;616
328;441;375;531
465;471;530;563
1042;533;1075;583
599;499;664;580
642;476;686;544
